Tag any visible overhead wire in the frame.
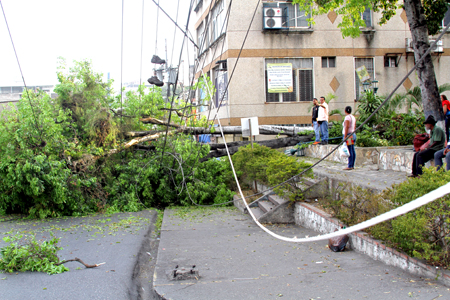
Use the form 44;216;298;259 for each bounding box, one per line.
0;0;44;142
159;0;197;164
120;0;124;124
170;0;181;65
138;0;145;107
155;0;160;54
174;0;233;176
150;0;199;49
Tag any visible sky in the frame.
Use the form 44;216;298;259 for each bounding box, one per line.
0;0;194;92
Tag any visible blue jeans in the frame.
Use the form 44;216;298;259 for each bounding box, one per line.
313;121;320;142
445;114;450;142
434;148;450;171
344;134;357;168
320;121;329;142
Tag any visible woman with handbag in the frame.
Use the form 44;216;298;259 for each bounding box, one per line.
343;106;356;170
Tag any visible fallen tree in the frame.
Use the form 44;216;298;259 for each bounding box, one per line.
125;124;312;137
202;134;314;160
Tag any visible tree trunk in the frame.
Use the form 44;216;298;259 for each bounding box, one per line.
202;134;313;160
125;125;311;137
404;0;445;124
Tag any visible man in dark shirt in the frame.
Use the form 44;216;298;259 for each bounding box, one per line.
410;115;446;177
311;98;320;145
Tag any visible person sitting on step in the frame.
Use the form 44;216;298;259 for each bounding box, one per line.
409;115;446;178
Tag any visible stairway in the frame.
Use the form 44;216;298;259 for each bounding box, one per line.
234;177;328;224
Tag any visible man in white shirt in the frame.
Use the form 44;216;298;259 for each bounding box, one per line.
317;96;329;144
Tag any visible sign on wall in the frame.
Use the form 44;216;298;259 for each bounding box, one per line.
267;63;293;93
356;65;371;82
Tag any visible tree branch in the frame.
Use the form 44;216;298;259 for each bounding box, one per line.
140;117;181;128
56;257;105;268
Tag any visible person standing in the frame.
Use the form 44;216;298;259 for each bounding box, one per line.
317;96;329;144
312;98;321;145
410;115;446;177
343;106;357;170
442;95;450;142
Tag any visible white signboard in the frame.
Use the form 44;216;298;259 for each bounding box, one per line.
267;63;293;93
241;117;259;137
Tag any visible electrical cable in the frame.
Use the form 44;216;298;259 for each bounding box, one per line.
173;0;233;174
210;0;261;124
120;0;124;124
159;0;197;164
0;0;44;142
139;0;145;107
155;0;160;54
150;0;199;49
170;0;181;65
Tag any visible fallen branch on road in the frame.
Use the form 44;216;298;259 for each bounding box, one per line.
56;257;105;268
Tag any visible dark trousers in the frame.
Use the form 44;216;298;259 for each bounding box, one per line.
412;149;437;176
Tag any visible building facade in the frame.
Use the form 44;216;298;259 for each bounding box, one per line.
192;0;450;138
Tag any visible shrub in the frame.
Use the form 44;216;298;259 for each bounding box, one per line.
325;167;450;267
0;233;69;275
230;144;312;200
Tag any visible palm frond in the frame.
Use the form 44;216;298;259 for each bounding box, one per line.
438;83;450;94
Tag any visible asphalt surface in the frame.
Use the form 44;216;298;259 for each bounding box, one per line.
0;210;159;300
154;207;450;300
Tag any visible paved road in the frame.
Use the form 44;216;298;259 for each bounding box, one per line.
154;207;449;300
0;210;159;300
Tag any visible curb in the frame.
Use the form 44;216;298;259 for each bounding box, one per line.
295;202;450;287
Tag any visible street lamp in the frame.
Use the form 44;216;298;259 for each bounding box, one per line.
362;79;379;94
372;80;379;94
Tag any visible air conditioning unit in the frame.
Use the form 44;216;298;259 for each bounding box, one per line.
405;38;414;52
406;38;444;53
264;7;283;29
429;39;444;53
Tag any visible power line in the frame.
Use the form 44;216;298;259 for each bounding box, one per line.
0;0;44;142
139;0;145;108
212;0;261;124
170;0;181;65
120;0;124;124
150;0;199;49
160;0;197;163
155;0;160;54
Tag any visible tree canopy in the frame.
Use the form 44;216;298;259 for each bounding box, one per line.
293;0;448;38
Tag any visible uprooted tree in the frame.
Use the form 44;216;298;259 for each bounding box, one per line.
0;59;310;218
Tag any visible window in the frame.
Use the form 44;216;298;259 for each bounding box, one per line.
322;57;336;68
355;57;374;100
443;7;450;27
197;22;204;52
362;8;372;27
265;58;314;103
263;2;310;28
384;56;398;68
212;0;226;41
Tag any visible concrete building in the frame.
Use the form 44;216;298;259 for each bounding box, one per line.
0;85;56;113
191;0;450;140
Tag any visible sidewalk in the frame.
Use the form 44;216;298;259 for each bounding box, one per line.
299;156;408;192
153;207;449;300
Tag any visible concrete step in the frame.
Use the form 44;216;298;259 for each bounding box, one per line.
258;200;276;214
268;194;288;206
249;207;264;219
